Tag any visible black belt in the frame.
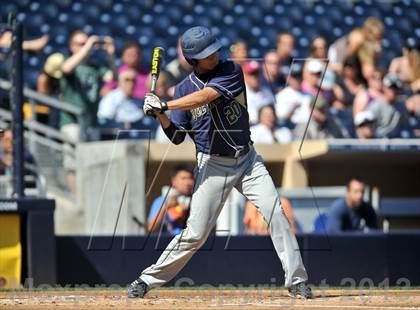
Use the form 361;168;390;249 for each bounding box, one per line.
211;143;252;158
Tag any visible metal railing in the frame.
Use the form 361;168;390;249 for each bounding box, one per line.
0;78;84;198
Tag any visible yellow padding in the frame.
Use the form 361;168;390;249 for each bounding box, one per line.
0;214;21;288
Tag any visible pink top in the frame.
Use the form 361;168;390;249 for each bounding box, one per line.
301;80;328;98
105;64;149;99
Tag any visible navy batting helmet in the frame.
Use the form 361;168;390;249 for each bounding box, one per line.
180;26;222;64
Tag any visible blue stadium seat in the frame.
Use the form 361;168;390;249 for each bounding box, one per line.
288;6;304;22
24;14;45;37
42;3;59;21
0;4;18;17
274;16;293;32
248;48;261;59
247;5;264;23
57;12;69;24
235;17;253;37
55;0;72;10
93;25;111;37
394;19;412;37
68;14;87;29
112;14;130;30
29;1;40;12
260;27;277;47
204;5;223;23
49;24;69;44
84;3;101;22
131;0;151;8
153;16;172;37
138;26;155;40
166;5;183;22
313;213;328;233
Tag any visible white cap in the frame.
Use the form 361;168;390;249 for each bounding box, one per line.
307;59;324;74
354;111;376;127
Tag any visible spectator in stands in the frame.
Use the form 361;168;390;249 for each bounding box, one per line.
358;17;385;79
367;73;412;138
37;53;65;128
0;128;35;176
303;37;336;98
0;128;12;173
389;38;420;94
326;177;378;233
309;36;329;59
405;94;420;138
276;32;295;77
0;29;49;52
293;96;348;140
328;28;365;72
60;29;115;143
102;42;149;99
301;59;331;104
261;50;284;94
332;55;365;111
148;164;194;236
353;68;384;116
243;198;300;235
97;69;144;130
275;64;311;128
229;40;248;65
163;39;192;98
354;111;376;139
243;60;274;124
250;105;292;144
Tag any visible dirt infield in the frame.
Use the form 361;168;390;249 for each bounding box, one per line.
1;288;419;309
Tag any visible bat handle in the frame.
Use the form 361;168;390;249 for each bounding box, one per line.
150;75;158;94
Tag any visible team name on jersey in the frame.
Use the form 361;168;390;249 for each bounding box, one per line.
191;105;208;120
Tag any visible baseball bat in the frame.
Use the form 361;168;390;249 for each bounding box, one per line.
150;46;165;94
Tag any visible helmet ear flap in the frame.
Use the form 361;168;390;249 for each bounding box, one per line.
185;57;198;66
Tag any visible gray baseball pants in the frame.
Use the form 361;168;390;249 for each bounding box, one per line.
139;147;308;288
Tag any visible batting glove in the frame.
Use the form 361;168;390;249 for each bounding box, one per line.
143;93;168;116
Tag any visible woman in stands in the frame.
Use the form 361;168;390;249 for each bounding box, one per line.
353;68;385;116
37;53;65;128
389;38;420;94
333;55;366;110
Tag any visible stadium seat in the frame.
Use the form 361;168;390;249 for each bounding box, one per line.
247;5;264;23
84;3;101;22
23;14;45;37
313;213;328;233
235;17;253;38
274;16;293;32
379;198;420;230
67;14;87;29
206;6;224;23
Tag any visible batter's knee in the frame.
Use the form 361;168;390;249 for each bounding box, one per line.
182;226;209;248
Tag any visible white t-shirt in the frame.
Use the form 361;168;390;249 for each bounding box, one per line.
275;86;311;125
97;88;143;123
245;85;275;124
250;123;292;144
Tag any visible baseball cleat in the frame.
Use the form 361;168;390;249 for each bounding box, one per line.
127;279;149;298
288;282;313;299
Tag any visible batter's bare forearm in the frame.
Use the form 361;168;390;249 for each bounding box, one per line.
156;113;171;129
166;87;220;110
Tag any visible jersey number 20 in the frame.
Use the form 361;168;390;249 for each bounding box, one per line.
224;102;242;125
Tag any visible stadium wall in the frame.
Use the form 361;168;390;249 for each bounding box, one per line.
55;234;420;287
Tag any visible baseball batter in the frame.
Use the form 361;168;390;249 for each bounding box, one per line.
128;26;313;299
